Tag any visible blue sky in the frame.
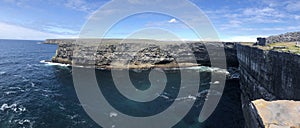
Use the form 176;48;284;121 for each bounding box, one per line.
0;0;299;41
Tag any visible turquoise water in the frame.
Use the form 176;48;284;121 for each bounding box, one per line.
0;40;244;128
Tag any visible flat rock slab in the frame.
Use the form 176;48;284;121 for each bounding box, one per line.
252;99;300;128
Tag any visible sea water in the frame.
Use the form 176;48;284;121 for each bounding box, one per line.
0;40;244;128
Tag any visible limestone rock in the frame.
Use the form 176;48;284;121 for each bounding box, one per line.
267;32;300;43
46;39;239;69
252;99;300;128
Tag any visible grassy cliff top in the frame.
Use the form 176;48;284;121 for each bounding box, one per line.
240;42;300;54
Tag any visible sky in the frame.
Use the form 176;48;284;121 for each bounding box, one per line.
0;0;299;41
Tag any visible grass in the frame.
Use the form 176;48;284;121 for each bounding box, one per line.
267;42;300;54
241;42;300;54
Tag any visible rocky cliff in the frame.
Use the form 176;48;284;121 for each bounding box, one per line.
267;31;300;43
237;44;300;100
45;39;239;69
237;44;300;128
46;39;300;128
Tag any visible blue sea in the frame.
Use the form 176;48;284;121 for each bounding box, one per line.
0;40;244;128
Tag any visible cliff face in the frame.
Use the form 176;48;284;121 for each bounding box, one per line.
237;44;300;128
237;44;300;100
45;39;239;68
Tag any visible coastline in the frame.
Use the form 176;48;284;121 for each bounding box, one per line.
45;37;300;128
47;59;202;70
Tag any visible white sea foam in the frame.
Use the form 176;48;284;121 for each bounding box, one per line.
42;94;49;97
196;90;209;97
27;64;32;68
0;104;9;111
207;90;222;96
213;81;220;84
0;103;17;111
59;106;66;110
14;119;31;125
109;112;118;117
0;71;6;75
30;82;35;87
22;77;29;82
1;103;27;113
13;75;20;77
160;94;170;99
40;60;70;67
168;66;229;74
68;114;79;119
9;87;22;90
4;91;17;95
17;107;26;112
175;95;197;101
42;89;53;93
155;92;170;99
13;119;34;128
187;95;197;100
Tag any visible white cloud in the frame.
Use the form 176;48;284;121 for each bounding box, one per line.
220;20;242;30
261;0;281;7
64;0;102;13
3;0;16;3
0;22;76;40
65;0;90;12
295;15;300;20
286;1;300;12
2;0;31;8
222;35;259;42
128;0;143;4
43;25;79;35
243;7;285;19
168;18;177;23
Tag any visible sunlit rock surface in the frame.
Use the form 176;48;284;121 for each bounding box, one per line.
252;99;300;128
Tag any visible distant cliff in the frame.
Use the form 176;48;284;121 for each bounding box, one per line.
45;39;239;69
267;31;300;43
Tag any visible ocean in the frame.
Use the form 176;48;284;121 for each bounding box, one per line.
0;40;244;128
